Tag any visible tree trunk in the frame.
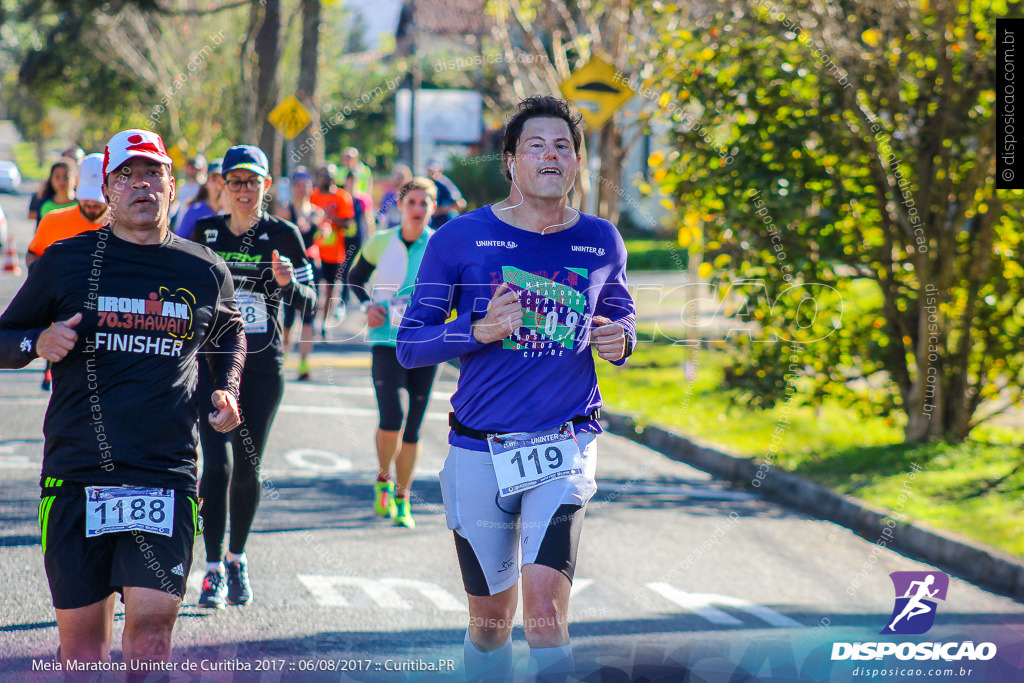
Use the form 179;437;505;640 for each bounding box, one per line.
596;120;625;224
294;0;322;169
256;0;282;177
239;2;261;144
903;282;945;443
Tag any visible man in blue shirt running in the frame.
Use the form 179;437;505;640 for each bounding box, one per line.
398;95;636;681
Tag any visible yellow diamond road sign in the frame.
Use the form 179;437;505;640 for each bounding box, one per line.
268;96;312;140
559;56;635;130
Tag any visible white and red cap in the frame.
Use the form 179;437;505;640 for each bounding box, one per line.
102;129;173;178
77;154;106;204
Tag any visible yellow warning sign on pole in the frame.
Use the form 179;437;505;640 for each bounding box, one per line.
559;56;635;130
268;96;312;140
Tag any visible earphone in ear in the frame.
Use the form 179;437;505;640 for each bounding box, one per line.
509;162;514;180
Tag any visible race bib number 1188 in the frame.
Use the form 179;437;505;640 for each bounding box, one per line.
84;486;175;538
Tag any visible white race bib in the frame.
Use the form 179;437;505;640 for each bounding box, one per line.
236;290;269;334
488;423;583;496
85;486;175;538
388;294;410;329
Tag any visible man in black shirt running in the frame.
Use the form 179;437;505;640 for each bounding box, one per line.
0;128;245;676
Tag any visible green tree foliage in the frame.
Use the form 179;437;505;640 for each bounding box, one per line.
8;0;247;158
647;0;1022;443
311;3;405;171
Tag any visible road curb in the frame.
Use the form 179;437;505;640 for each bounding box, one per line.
602;411;1024;603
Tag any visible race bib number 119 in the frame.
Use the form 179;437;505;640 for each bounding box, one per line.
488;423;583;496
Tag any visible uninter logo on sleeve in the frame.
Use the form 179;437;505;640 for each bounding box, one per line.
571;245;605;256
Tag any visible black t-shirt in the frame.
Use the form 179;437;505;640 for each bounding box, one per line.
192;213;316;372
285;204;319;251
0;227;246;492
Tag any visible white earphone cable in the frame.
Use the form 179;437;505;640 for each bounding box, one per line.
499;159;580;234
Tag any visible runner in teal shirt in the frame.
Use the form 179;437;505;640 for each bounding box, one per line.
347;177;438;528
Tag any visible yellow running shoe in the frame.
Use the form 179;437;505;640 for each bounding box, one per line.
374;479;397;518
394;497;415;528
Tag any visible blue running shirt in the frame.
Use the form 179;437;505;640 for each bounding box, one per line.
397;206;636;452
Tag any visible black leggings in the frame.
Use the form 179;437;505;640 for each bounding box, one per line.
371;345;437;444
198;365;285;562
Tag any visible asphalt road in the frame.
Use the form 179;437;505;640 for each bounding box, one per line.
1;192;1023;682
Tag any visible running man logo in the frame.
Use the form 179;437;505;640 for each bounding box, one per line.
881;571;949;635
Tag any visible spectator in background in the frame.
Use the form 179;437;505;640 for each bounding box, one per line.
175;158;224;238
62;146;85;166
28;169;58;226
311;164;355;334
169;154;205;224
341;170;375;319
426;159;466;228
275;166;323;379
375;163;412;229
36;161;77;221
27;154;107;267
339;146;373;198
174;154;207;221
27;154;109;393
343;169;376;241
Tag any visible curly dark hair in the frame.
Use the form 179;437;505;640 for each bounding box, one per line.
501;96;583;180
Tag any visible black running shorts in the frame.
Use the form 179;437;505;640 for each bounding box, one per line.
39;479;198;609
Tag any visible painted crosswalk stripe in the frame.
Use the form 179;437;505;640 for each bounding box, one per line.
646;582;802;628
298;575;466;611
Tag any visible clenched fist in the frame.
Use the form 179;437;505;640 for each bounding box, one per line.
472;283;523;344
590;315;626;361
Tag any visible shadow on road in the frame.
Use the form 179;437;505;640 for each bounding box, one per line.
0;469;776;551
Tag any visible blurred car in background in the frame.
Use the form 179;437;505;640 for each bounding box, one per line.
0;203;8;248
0;161;21;193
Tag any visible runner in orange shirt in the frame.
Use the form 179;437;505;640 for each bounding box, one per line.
310;164;355;338
25;153;109;392
27;154;108;267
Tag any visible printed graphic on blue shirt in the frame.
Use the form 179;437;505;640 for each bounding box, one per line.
500;265;590;357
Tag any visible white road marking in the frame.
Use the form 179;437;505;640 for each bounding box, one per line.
298;575;467;611
0;442;39;468
646;583;802;627
570;577;594;598
0;397;49;405
0;455;36;469
599;482;757;501
283;448;353;472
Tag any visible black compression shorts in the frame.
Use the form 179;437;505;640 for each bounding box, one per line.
371;345;437;443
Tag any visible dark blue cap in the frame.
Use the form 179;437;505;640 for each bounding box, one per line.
222;145;269;177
